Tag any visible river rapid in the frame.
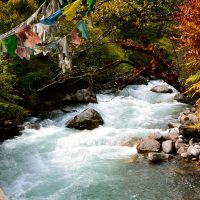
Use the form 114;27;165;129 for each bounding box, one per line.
0;80;200;200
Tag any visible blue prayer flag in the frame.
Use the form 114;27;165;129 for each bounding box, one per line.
77;20;89;39
39;9;63;25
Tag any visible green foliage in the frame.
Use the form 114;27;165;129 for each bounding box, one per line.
0;58;28;123
0;102;28;123
186;71;200;85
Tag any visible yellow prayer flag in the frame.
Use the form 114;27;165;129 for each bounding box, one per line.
63;0;82;21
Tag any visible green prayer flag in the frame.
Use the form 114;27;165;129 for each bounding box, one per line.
86;0;96;16
3;35;17;56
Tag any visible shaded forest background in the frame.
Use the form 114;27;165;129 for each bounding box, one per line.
0;0;199;126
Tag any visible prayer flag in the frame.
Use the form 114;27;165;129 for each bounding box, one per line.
39;8;63;25
63;0;82;21
71;30;81;45
2;35;17;56
86;0;96;16
77;20;89;39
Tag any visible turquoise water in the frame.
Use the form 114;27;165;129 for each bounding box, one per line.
0;80;200;200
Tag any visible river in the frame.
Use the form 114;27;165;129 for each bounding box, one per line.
0;80;200;200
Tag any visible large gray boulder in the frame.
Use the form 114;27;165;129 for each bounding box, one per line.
150;85;173;93
174;93;189;104
162;140;173;154
136;138;161;153
148;152;174;162
66;108;104;130
64;89;97;103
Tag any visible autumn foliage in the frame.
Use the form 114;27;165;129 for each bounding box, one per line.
176;0;200;69
176;0;200;98
176;0;200;128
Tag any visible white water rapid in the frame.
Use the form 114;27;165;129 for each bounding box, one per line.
1;80;200;200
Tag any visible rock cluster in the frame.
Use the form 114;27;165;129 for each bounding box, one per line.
136;107;200;162
136;132;175;162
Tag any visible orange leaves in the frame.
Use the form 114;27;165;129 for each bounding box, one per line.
175;0;200;71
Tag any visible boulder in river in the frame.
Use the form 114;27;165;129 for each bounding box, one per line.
150;85;173;93
174;93;189;104
64;89;97;103
148;152;174;162
148;132;165;143
162;140;173;154
136;138;161;153
65;108;104;130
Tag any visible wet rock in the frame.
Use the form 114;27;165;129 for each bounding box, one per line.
0;188;8;200
179;113;198;126
189;138;200;146
149;75;157;80
136;138;161;153
175;139;186;150
183;108;191;115
179;126;199;138
148;152;174;162
181;152;189;158
167;128;179;142
168;121;181;129
134;76;148;85
150;85;173;93
177;146;187;155
120;138;140;147
125;154;144;164
64;89;97;103
148;132;165;143
192;157;198;161
174;93;189;104
194;144;200;149
187;146;200;157
162;140;173;154
19;121;41;130
190;107;196;113
65;108;104;130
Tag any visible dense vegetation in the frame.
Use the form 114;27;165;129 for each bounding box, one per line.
0;0;199;125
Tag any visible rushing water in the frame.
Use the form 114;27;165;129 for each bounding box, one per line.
0;80;200;200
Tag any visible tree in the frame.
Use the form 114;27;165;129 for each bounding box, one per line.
0;58;28;123
175;0;200;128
